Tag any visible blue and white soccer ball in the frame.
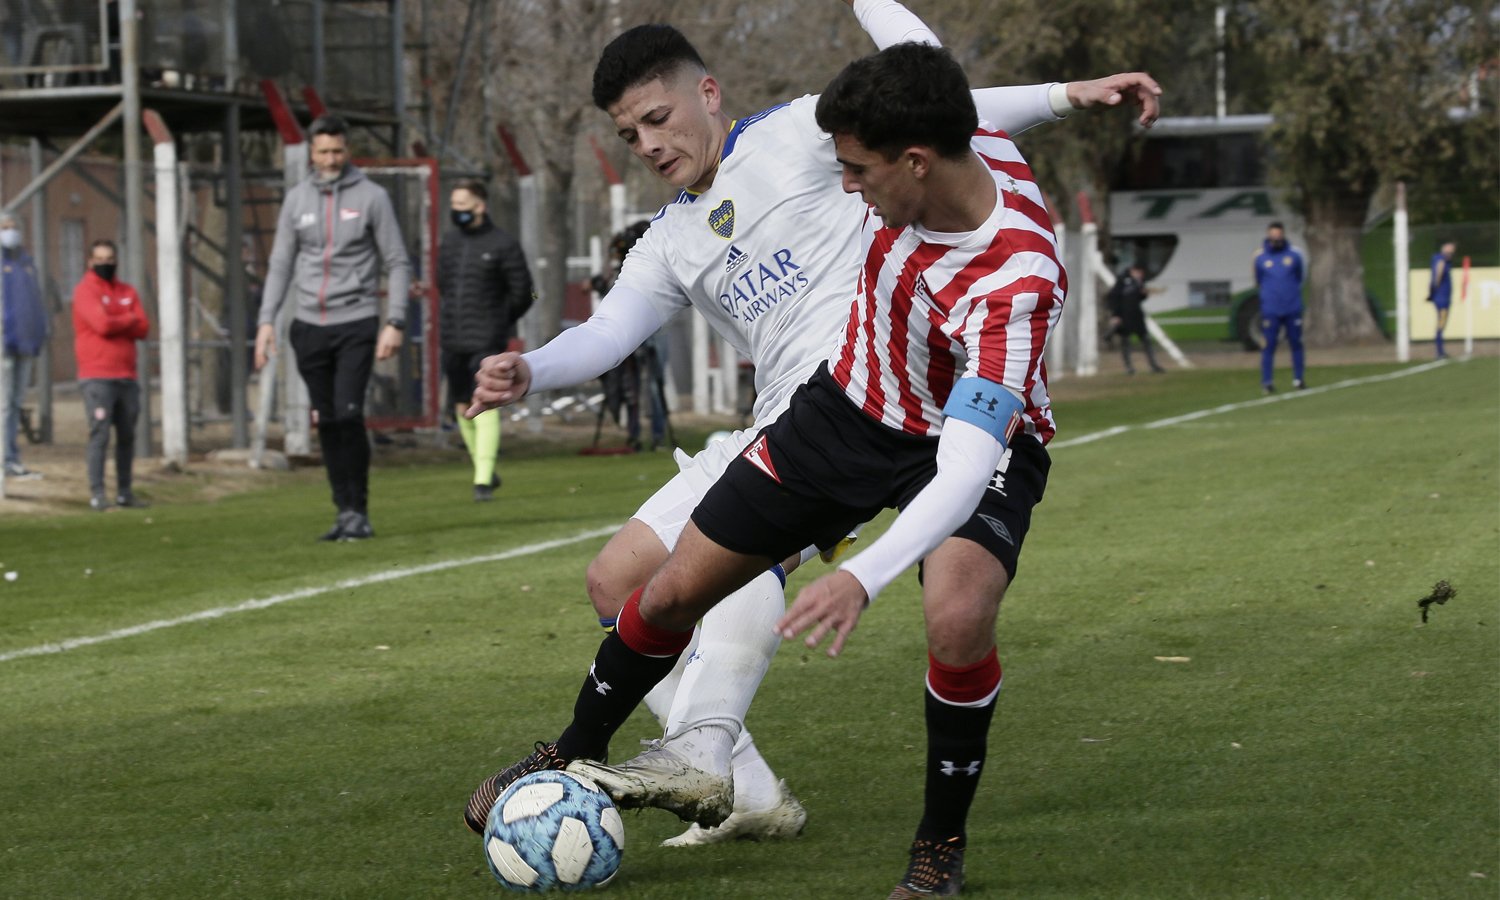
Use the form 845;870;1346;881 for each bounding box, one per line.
482;770;625;893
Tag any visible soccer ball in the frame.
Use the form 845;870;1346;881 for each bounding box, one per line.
482;770;625;893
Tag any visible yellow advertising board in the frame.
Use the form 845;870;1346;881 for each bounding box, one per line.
1409;266;1500;340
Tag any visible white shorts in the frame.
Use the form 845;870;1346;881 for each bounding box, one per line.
631;424;762;551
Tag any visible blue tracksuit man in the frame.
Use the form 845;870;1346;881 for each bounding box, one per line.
1429;250;1454;358
1254;238;1305;389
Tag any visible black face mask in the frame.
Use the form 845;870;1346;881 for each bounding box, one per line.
1269;239;1286;251
451;210;477;229
92;263;117;282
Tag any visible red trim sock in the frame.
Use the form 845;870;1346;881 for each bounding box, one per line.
616;586;694;658
926;649;1002;705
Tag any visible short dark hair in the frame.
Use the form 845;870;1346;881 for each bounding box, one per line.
454;179;488;203
90;238;116;254
815;43;977;160
1267;221;1285;232
309;114;348;140
592;24;708;110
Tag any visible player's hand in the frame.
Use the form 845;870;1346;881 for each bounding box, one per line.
1065;72;1162;128
776;570;869;658
467;351;530;417
253;323;276;371
375;324;404;361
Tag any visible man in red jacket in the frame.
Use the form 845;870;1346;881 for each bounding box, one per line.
72;239;150;511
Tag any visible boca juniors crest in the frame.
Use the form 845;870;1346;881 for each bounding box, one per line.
708;199;735;239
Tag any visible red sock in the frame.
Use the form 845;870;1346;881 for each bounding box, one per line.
616;586;693;658
926;649;1002;705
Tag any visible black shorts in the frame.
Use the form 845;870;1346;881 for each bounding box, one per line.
692;365;1049;579
290;317;378;424
442;349;494;409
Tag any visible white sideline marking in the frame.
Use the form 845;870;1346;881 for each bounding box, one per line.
2;360;1453;666
0;525;619;665
1049;360;1449;450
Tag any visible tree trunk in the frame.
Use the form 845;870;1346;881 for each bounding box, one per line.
1301;189;1385;346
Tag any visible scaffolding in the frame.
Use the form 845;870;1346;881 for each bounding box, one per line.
0;0;410;481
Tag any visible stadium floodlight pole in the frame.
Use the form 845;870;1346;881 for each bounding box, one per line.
145;110;188;467
1393;181;1410;363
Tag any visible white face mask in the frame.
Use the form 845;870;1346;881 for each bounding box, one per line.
0;228;21;249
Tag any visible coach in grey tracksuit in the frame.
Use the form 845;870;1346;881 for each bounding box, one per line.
254;114;411;541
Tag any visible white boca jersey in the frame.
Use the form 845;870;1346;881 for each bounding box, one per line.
614;95;863;424
831;126;1066;443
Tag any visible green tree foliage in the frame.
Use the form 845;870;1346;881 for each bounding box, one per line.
1233;0;1496;344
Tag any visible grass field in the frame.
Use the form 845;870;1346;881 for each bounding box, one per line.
2;359;1496;899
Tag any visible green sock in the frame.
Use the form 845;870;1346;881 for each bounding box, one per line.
456;405;478;467
473;408;501;486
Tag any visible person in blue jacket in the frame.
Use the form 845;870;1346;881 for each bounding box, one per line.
2;213;48;480
1427;240;1456;359
1253;221;1305;393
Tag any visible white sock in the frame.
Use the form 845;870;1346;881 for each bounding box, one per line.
642;626;699;729
663;569;785;777
728;729;783;812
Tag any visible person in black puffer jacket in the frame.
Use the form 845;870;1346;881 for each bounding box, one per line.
438;180;534;501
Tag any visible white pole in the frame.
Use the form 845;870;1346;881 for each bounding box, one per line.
1394;181;1410;363
717;335;737;414
1;150;8;497
1047;223;1067;378
149;115;188;466
517;171;543;432
609;183;627;238
1076;219;1099;377
692;311;710;413
1214;6;1227;121
1463;257;1474;359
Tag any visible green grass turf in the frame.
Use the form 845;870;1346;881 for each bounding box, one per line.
1;359;1495;898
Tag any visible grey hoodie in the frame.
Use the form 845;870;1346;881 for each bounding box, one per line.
258;165;412;329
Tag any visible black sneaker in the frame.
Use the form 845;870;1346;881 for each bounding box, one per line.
464;741;570;834
318;510;354;542
339;511;374;541
5;462;42;480
473;483;494;502
1262;383;1275;395
116;492;149;508
888;836;965;898
89;494;109;512
1293;378;1307;390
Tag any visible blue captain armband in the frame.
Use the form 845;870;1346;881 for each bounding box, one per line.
943;377;1025;447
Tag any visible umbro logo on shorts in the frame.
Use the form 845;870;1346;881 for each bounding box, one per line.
977;514;1014;546
742;434;781;484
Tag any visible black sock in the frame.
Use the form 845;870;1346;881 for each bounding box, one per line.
556;629;680;761
916;688;997;844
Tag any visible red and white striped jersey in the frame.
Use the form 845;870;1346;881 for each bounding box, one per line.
830;128;1066;443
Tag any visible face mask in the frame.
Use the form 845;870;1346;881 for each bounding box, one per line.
451;209;477;228
92;263;117;281
1269;238;1286;251
0;228;20;249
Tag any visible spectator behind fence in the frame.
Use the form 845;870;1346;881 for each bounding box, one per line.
1107;262;1163;375
437;180;533;502
72;239;149;510
1427;240;1456;360
2;213;47;480
254;114;412;541
1253;221;1306;394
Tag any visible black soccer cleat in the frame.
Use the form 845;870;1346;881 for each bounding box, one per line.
887;836;965;898
464;741;570;834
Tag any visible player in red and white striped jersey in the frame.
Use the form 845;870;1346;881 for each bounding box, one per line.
830;127;1064;445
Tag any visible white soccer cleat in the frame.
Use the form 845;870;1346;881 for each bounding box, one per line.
660;778;807;847
566;740;734;827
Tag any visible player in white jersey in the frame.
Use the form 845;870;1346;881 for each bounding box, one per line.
460;0;1161;846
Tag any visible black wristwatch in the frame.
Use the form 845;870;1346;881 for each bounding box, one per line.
386;319;406;331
